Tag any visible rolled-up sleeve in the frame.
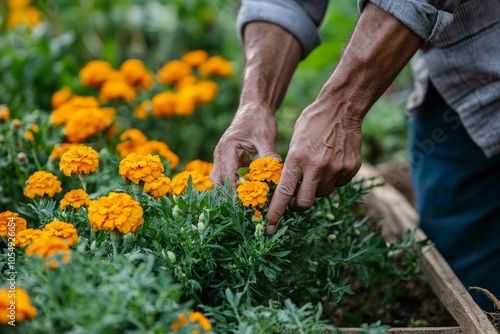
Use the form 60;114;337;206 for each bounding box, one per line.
237;0;329;58
357;0;462;42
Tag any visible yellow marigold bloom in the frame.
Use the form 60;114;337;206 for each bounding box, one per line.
181;50;209;66
170;171;214;195
50;143;78;160
51;87;73;109
0;211;27;237
152;91;177;117
137;140;179;169
79;60;115;88
115;128;149;158
157;60;192;84
185;159;213;176
15;228;45;247
119;153;164;184
175;75;197;90
25;236;71;269
144;174;171;200
64;108;113;143
133;100;151;119
7;0;32;8
60;189;91;210
249;157;283;184
0;105;10;121
88;192;143;233
59;145;99;176
24;171;62;199
7;7;43;30
237;181;269;208
0;287;37;325
198;55;233;77
43;221;79;245
194;80;219;104
99;80;136;103
24;124;39;141
119;59;154;90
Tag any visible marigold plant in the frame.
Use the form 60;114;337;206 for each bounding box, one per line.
115;128;149;158
59;145;99;176
248;157;283;184
24;171;62;199
144;174;172;200
79;60;115;88
198;55;233;77
0;211;27;236
136;140;180;169
43;221;79;245
50;143;79;160
170;311;212;333
170;171;214;195
0;287;37;324
119;153;165;184
157;60;192;84
119;59;154;90
60;189;91;210
180;50;209;66
88;192;144;234
51;87;74;109
15;228;45;247
152;91;177;117
237;180;270;208
185;159;213;176
64;108;114;143
25;236;71;269
99;80;136;103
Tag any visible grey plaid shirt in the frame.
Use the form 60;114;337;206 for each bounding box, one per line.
237;0;500;158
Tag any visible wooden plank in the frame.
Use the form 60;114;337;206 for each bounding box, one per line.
339;327;463;334
355;164;497;334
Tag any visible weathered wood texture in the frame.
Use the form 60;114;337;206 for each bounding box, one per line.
355;164;497;334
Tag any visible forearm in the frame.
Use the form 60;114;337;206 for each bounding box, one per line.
317;2;423;123
239;22;302;112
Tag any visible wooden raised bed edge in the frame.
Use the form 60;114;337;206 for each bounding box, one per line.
348;164;497;334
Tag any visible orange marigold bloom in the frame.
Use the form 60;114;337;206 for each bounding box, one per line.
253;210;263;222
188;311;212;331
24;171;62;199
170;171;214;195
152;91;177;117
119;59;154;90
119;153;164;184
237;181;269;208
133;100;151;119
157;60;192;84
0;287;37;325
51;96;100;126
185;159;213;176
25;236;71;269
198;55;233;77
88;192;143;233
79;60;115;88
175;75;197;90
115;128;149;158
0;105;10;121
60;189;91;210
15;228;45;247
59;145;99;176
174;94;196;116
0;211;27;237
43;221;79;245
51;87;73;109
194;80;219;104
249;157;283;184
144;174;171;200
99;80;136;103
50;143;78;160
67;95;100;108
137;140;179;170
64;108;113;143
181;50;209;66
7;7;43;30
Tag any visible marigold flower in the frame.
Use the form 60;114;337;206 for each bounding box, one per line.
0;211;27;237
67;95;100;108
51;96;101;126
79;60;115;88
60;189;91;211
15;228;45;247
0;287;37;325
119;153;164;184
144;174;171;200
99;80;136;103
171;311;211;332
43;221;79;245
51;87;73;109
174;94;196;116
194;80;219;104
25;236;71;269
152;91;177;117
50;143;77;160
24;124;39;141
237;181;270;208
253;210;263;222
249;157;283;184
119;59;154;90
64;108;113;143
59;145;99;176
133;100;151;119
7;7;43;29
181;50;209;66
198;55;233;77
175;75;197;90
115;128;149;158
0;105;10;121
185;159;213;176
170;171;214;195
24;171;62;199
137;140;179;169
88;192;144;233
157;60;192;84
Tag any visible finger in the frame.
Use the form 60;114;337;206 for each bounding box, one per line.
211;148;239;187
255;144;282;163
288;171;319;212
266;165;302;234
315;176;338;197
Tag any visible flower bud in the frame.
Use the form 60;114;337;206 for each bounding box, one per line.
90;240;97;252
17;152;27;162
197;221;205;233
11;119;22;128
172;205;181;219
326;213;335;221
167;251;176;263
327;234;337;242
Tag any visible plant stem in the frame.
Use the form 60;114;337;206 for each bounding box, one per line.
110;229;123;258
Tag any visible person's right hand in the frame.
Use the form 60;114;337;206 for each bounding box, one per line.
210;103;282;187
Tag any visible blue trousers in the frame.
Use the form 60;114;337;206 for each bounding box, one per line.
409;82;500;312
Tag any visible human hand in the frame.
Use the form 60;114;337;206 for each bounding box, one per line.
211;103;282;187
265;98;363;234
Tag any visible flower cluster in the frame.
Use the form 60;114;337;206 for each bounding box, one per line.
0;287;37;324
170;311;212;333
14;221;78;248
170;171;214;195
24;171;62;199
6;0;43;30
0;211;27;236
25;236;72;269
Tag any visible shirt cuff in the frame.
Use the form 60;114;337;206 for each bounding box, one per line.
237;0;324;58
357;0;456;43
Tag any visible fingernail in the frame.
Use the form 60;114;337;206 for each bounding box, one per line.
266;225;276;235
